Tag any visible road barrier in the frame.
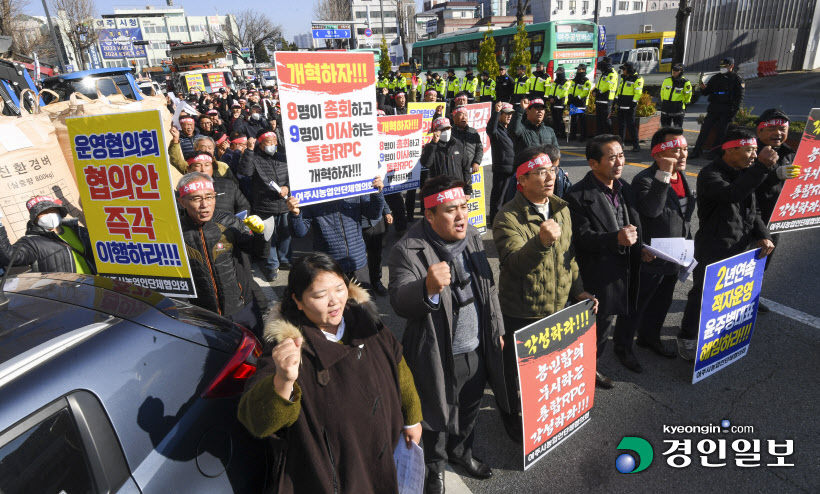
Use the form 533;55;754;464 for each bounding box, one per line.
757;60;779;77
739;62;758;80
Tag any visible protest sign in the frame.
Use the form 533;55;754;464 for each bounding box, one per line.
275;51;379;205
693;249;765;384
67;109;196;298
468;168;487;232
515;300;596;470
185;74;205;93
408;102;442;148
377;114;423;195
207;73;226;90
768;107;820;233
460;102;492;167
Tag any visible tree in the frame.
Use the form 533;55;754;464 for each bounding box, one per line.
313;0;351;49
394;0;415;62
0;0;28;40
51;0;98;71
476;29;499;79
515;0;532;25
672;0;692;66
379;36;391;74
509;20;531;76
217;9;283;56
253;40;270;63
10;19;57;60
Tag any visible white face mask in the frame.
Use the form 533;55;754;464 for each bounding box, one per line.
251;113;262;120
264;144;277;154
37;212;61;230
439;129;451;142
720;68;729;74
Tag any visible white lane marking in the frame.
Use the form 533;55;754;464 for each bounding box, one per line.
760;297;820;329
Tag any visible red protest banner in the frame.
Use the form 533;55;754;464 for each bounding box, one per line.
768;107;820;233
514;300;597;470
461;102;492;166
275;52;375;95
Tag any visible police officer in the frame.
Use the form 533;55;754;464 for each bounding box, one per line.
377;70;389;93
615;62;644;152
424;71;436;94
530;61;551;101
496;66;514;103
659;64;693;128
396;70;409;96
512;65;532;104
445;68;461;101
387;70;398;95
479;70;496;102
549;67;571;139
691;57;745;159
594;56;618;134
434;72;446;101
568;64;592;141
461;66;479;103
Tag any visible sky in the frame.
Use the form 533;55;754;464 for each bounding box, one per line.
27;0;426;42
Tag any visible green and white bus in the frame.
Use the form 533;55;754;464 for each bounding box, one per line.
411;20;598;79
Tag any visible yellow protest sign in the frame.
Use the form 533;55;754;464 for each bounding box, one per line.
469;168;487;233
67;109;196;297
185;73;205;92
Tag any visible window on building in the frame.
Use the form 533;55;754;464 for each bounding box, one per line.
384;10;396;17
569;1;576;9
633;1;643;9
606;6;612;11
159;26;168;33
556;1;563;9
618;1;628;9
355;11;368;18
583;1;589;9
144;26;154;33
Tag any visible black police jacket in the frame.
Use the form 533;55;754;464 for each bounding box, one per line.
702;72;745;115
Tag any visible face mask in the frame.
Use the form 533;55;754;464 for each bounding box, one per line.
264;145;277;154
720;68;729;74
251;113;262;121
439;129;451;142
37;212;61;230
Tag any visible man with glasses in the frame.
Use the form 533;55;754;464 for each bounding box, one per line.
177;172;267;338
492;145;598;442
508;97;559;152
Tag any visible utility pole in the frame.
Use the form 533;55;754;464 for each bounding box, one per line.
594;0;599;25
41;0;67;72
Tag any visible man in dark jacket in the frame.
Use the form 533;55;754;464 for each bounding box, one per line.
753;109;800;304
620;128;695;366
508;97;559;152
496;66;513;103
177;172;267;338
0;195;96;274
451;105;484;174
564;135;643;388
286;177;384;278
388;175;508;492
387;90;409;115
678;129;775;360
234;104;272;139
178;115;202;156
492;146;597;442
691;57;745;159
238;128;291;281
361;193;393;296
487;102;516;224
421;117;473;192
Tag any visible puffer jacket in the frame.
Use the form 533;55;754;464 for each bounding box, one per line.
290;192;383;273
420;139;473;193
451;124;484;167
492;191;583;319
214;177;250;215
178;131;201;156
0;219;96;274
237;147;290;215
180;211;253;317
507;105;559;152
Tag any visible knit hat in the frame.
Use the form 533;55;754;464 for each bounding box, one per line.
26;195;67;221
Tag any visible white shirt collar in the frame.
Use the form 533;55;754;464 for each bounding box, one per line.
322;318;346;343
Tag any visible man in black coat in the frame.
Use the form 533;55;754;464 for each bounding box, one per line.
487;102;516;224
496;66;513;103
691;57;745;159
564;135;643;388
451;105;484;174
177;172;267;338
420;117;473;193
238;128;291;281
678;129;775;360
752;109;800;306
619;128;695;367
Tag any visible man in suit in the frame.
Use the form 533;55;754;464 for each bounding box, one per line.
617;128;695;370
564;135;643;388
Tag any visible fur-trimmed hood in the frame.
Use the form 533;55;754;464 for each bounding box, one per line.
262;282;379;347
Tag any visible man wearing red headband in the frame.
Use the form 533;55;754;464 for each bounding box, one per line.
388;175;507;492
678;129;775;360
177;172;266;338
452;104;484;174
752;109;800;312
508;97;559;152
420;117;473;193
619;128;694;366
565;134;644;388
169;127;238;184
177;114;202;156
492;146;598;441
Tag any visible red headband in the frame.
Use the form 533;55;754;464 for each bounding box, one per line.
423;187;466;209
215;134;228;145
453;106;468;115
516;155;553;179
231;137;247;144
721;138;757;150
651;136;687;155
186;154;213;165
179;180;214;197
757;118;789;129
425;89;437;95
180;117;195;124
258;132;276;142
26;195;61;210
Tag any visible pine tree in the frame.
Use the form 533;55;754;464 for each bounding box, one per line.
509;20;531;77
476;29;500;79
379;36;392;75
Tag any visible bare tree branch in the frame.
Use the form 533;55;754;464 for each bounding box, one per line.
313;0;351;48
0;0;30;38
10;19;56;59
216;9;283;55
51;0;98;70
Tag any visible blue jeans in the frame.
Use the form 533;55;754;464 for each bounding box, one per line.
265;213;291;270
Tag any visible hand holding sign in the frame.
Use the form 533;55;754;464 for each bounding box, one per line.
287;196;301;216
756;238;775;258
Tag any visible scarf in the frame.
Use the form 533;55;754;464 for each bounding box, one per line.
421;219;474;307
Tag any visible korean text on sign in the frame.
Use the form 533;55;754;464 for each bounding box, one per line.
67;109;196;298
377;114;423;195
276;51;380;205
514;300;597;470
693;249;766;383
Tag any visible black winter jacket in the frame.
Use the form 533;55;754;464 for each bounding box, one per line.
420;139;473;193
702;71;745;115
755;143;796;223
451;124;484;167
0;219;96;274
214;177;251;215
238;148;290;215
180;211;253;317
486;108;514;176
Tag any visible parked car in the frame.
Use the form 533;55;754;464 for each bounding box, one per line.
42;67;144;104
0;272;270;493
136;78;163;97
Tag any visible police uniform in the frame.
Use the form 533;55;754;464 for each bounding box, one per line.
595;63;618;135
512;67;532;104
615;64;644;151
446;72;461;101
434;76;446;101
479;72;496;102
461;71;479;102
530;68;551;101
659;68;693;128
549;73;571;138
692;58;745;158
496;71;514;103
568;68;592;140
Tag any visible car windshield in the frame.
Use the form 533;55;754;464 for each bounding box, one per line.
47;74;138;101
